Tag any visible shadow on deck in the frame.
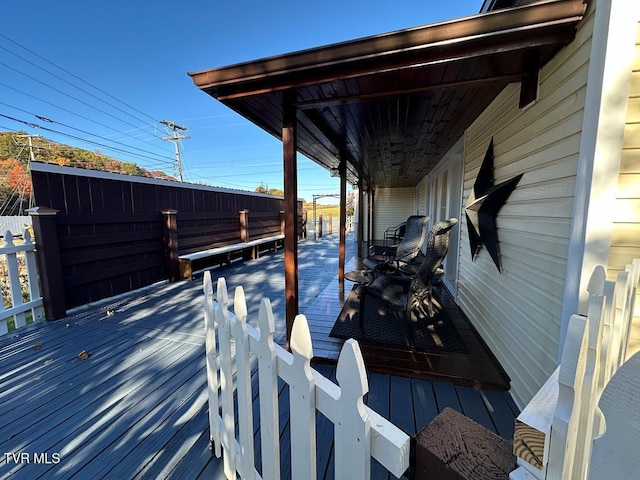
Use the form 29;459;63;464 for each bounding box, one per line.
0;234;518;479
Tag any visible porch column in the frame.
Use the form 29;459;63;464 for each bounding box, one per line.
338;158;347;284
161;209;180;282
559;0;639;357
357;178;364;258
239;209;249;242
283;90;299;344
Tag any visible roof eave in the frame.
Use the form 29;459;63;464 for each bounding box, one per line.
189;0;587;98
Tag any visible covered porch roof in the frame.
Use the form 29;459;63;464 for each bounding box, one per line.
189;0;586;189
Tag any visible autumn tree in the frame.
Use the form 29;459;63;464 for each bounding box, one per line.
255;183;284;196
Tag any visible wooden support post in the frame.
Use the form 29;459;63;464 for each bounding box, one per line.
27;206;66;320
357;179;364;258
283;90;299;344
339;159;347;283
161;209;180;282
318;213;323;238
239;209;249;242
328;213;333;235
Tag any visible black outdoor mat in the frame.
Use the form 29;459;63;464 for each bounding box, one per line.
330;286;467;354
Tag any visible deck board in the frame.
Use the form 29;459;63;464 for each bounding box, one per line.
411;379;439;428
456;385;496;433
2;338;181;455
0;234;519;479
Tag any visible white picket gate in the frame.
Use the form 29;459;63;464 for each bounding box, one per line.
203;272;410;480
0;229;44;335
511;258;640;480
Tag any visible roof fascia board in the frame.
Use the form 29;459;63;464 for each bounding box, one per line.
189;0;586;95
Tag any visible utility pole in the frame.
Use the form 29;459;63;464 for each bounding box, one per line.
12;134;42;210
13;134;42;164
160;120;189;182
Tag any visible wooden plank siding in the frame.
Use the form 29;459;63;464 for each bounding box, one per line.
457;6;596;408
416;177;428;216
609;21;640;357
372;187;416;241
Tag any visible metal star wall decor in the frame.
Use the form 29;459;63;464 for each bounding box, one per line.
465;138;523;273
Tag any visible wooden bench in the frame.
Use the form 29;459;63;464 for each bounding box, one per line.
178;234;284;280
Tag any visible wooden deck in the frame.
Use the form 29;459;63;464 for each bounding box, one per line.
0;234;519;479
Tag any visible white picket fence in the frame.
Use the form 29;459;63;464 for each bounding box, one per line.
203;272;410;480
0;230;44;335
511;258;640;480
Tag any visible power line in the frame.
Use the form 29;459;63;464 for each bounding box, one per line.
0;81;164;151
0;101;175;165
0;112;176;167
0;42;162;134
0;33;172;155
0;33;159;125
0;60;167;153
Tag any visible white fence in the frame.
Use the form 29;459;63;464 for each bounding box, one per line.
0;230;44;335
203;272;410;480
511;258;640;480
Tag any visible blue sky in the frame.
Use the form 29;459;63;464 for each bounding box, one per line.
1;0;478;203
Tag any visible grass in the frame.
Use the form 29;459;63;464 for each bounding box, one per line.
303;203;341;219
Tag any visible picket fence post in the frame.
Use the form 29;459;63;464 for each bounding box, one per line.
4;231;26;329
203;273;222;457
334;339;371;479
255;298;280;479
203;271;410;480
546;314;588;480
215;277;237;478
1;229;44;334
289;314;317;479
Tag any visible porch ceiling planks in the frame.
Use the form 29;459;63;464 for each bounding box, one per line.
189;0;586;189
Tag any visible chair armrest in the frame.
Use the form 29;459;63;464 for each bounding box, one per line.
369;244;397;258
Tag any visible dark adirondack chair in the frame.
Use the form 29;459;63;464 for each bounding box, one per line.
383;221;407;246
363;215;429;272
358;218;458;329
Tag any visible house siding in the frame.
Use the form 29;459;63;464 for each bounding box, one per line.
457;7;595;407
373;187;416;241
417;177;427;216
609;21;640;356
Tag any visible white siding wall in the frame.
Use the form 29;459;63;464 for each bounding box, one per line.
416;178;427;216
373;187;415;241
610;22;640;356
457;6;595;407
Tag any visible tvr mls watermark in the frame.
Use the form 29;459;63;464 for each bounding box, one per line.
4;452;61;464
